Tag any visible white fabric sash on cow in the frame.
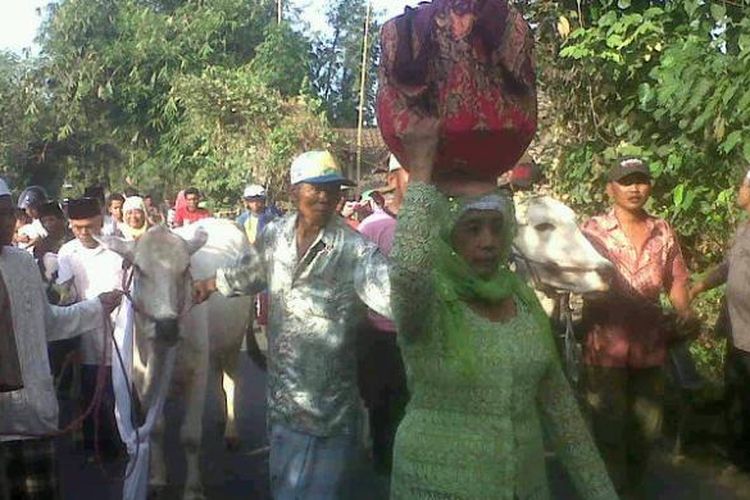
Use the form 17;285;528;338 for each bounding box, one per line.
112;296;177;500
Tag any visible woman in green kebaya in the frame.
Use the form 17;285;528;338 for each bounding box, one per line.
388;118;617;500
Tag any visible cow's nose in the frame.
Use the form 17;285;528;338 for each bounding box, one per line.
155;318;180;345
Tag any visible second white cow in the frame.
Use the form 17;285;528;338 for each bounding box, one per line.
513;194;613;295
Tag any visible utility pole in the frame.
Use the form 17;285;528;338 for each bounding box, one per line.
356;2;372;185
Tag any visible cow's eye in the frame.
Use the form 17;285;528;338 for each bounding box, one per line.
534;223;555;232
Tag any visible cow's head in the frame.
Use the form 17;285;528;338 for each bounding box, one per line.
513;195;612;294
100;225;207;344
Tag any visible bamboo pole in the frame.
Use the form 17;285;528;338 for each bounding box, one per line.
356;2;372;185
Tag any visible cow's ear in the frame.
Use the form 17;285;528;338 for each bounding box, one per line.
98;236;136;263
185;227;208;255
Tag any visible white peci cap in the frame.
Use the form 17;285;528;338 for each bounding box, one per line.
243;184;267;199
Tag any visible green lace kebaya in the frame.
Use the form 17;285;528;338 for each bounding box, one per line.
389;182;617;500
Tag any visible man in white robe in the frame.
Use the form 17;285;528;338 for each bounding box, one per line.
0;178;121;500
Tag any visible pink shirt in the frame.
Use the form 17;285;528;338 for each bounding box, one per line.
581;210;689;368
358;209;397;333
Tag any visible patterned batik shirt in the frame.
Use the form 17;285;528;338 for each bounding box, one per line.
581;210;689;368
216;212;391;436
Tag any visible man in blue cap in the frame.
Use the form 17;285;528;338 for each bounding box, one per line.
194;151;391;500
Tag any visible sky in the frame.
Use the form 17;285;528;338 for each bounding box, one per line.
0;0;420;55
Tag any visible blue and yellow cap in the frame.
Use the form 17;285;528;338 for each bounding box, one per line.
290;151;355;186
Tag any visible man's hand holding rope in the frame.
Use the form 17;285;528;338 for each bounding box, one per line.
98;290;124;314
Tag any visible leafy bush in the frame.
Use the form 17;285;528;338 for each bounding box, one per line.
523;0;750;383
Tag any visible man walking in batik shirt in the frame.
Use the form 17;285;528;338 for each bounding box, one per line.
194;151;391;500
581;158;694;495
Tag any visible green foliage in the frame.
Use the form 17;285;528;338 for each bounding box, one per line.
311;0;380;127
0;0;338;207
0;0;383;202
689;285;728;383
531;0;750;271
250;23;313;97
166;65;333;204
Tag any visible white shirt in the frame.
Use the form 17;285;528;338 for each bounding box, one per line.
57;239;123;365
16;219;48;252
0;247;103;441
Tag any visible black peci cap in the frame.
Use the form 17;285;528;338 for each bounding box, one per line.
66;197;101;220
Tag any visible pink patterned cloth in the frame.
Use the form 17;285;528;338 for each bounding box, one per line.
581;210;690;368
377;0;536;180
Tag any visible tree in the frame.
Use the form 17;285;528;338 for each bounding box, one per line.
0;0;329;204
311;0;380;127
164;65;333;205
250;23;313;97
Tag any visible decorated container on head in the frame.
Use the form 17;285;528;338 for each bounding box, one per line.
377;0;537;181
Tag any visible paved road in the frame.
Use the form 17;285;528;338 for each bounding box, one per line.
56;353;748;499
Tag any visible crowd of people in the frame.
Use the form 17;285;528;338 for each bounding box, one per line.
1;139;750;500
0;181;277;498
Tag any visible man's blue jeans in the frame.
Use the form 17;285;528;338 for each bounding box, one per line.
269;423;362;500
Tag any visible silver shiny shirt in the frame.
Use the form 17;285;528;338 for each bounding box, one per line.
216;212;391;436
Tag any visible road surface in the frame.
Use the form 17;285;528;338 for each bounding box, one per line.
55;353;749;499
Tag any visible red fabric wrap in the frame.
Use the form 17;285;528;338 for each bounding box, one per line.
377;0;537;179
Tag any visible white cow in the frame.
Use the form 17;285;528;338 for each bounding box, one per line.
513;194;613;295
103;219;252;500
511;194;613;384
173;221;254;452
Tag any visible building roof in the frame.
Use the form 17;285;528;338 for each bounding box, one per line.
332;128;390;181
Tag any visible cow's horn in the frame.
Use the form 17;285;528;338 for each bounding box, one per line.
185;227;208;255
98;236;136;263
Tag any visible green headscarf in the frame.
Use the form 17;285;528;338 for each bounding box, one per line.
433;191;551;377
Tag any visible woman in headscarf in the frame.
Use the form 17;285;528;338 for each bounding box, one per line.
121;196;150;241
389;118;617;499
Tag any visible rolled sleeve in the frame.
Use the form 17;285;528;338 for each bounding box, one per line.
216;248;267;297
